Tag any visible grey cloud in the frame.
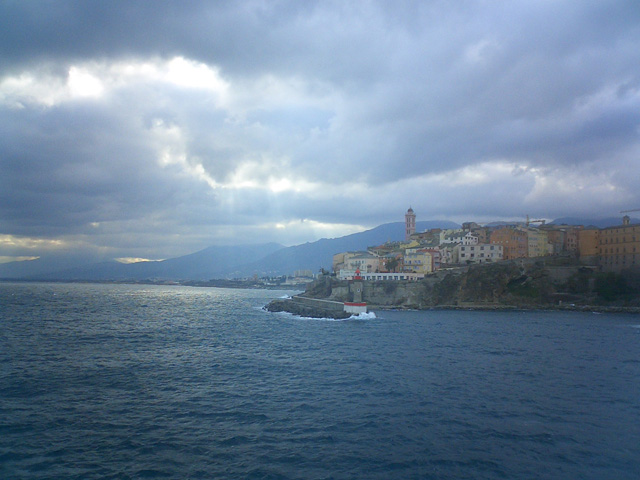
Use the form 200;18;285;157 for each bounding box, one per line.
0;103;208;236
1;1;640;261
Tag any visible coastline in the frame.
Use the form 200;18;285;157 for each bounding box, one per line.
369;303;640;314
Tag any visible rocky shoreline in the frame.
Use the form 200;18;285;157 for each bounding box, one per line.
265;296;640;319
370;303;640;314
294;262;640;315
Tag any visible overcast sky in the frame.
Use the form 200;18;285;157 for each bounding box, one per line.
1;1;639;263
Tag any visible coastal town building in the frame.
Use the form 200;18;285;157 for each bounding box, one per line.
332;210;639;282
525;227;550;258
472;227;490;244
490;227;528;260
332;252;350;273
566;228;580;254
293;269;314;278
439;229;479;245
539;224;583;255
403;249;434;274
454;243;503;264
438;244;456;265
599;216;640;271
341;252;379;274
542;228;565;255
338;270;424;281
578;227;600;258
421;248;442;270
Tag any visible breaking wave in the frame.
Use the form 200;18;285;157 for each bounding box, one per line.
350;311;377;320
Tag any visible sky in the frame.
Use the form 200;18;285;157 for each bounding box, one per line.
1;1;640;263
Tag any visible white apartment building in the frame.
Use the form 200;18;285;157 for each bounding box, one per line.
440;230;479;245
455;243;503;264
338;270;424;281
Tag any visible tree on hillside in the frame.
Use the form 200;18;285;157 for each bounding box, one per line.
385;257;400;273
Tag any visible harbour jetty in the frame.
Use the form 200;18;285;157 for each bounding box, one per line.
265;295;365;319
266;268;369;319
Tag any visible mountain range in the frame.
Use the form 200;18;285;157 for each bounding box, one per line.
1;217;635;282
0;220;458;281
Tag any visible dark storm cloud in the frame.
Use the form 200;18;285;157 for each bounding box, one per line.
0;102;210;236
1;0;639;260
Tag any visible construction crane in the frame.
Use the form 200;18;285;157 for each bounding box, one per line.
620;208;640;214
525;215;546;227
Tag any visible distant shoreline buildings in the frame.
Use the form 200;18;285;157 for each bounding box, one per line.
333;208;640;280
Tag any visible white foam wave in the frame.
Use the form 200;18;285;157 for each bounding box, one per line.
271;310;376;322
349;311;377;320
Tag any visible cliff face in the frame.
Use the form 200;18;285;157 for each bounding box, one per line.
305;261;640;309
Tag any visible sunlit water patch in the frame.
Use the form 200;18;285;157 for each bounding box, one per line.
1;282;639;479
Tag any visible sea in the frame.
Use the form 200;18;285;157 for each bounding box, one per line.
1;282;639;480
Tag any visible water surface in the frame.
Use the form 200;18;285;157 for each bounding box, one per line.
1;282;639;479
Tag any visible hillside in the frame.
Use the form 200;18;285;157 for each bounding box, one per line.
303;259;640;310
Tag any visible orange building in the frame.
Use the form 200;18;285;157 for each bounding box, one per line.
578;228;600;258
490;227;528;260
599;216;640;271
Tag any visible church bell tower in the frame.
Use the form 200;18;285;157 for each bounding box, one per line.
405;207;416;241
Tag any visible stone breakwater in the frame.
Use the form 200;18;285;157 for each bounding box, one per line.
265;297;352;319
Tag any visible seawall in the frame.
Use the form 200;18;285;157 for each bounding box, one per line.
301;262;640;311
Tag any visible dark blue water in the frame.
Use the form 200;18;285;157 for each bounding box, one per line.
1;282;639;479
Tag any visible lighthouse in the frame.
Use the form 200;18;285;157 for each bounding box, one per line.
405;207;416;241
344;268;367;314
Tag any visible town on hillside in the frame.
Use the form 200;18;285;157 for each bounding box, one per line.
333;207;640;281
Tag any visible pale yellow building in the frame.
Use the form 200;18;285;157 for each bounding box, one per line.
341;252;379;274
525;227;549;258
403;250;433;274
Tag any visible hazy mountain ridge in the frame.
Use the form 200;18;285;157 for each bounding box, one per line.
0;220;457;281
550;217;640;228
227;220;460;277
0;243;285;281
